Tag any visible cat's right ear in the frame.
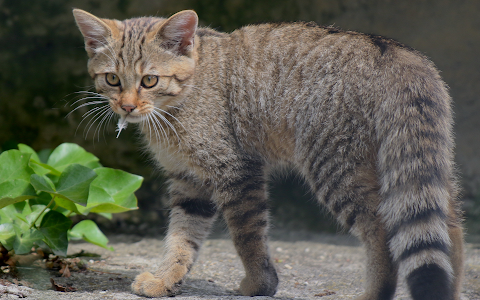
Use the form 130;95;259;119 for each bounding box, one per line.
73;9;114;57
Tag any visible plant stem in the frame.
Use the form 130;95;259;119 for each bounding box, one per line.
30;195;56;229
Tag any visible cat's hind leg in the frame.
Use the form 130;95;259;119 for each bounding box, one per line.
352;213;398;300
217;158;278;296
131;173;216;297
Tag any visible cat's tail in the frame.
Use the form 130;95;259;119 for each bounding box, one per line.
374;56;459;300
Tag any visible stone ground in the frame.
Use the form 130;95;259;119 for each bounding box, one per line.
1;231;479;300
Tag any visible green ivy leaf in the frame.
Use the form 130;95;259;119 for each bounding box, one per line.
55;164;97;205
30;175;56;194
84;168;141;213
47;143;101;172
30;161;61;176
0;150;37;209
31;165;97;206
25;205;48;228
0;223;16;250
13;227;44;255
69;220;113;251
17;144;41;163
0;150;34;184
38;210;72;256
17;144;60;176
0;180;37;209
54;197;82;215
0;205;19;224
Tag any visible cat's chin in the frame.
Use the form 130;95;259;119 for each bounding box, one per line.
124;114;143;123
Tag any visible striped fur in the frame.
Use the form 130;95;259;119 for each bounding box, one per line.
73;9;464;300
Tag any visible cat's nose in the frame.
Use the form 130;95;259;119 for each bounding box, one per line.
121;104;137;113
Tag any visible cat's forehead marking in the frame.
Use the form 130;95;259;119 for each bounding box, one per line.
117;17;164;73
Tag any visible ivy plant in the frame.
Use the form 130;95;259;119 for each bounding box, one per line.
0;143;142;256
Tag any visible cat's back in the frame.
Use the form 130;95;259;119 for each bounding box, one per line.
226;21;417;67
220;21;447;164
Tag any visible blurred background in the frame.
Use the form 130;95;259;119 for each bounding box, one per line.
1;0;479;236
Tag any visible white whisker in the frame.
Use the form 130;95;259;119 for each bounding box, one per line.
84;106;111;138
154;107;186;132
75;105;109;136
152;110;180;143
166;105;183;111
94;110;115;142
70;96;109;107
150;113;170;147
66;100;109;118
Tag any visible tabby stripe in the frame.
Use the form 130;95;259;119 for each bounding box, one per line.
233;231;263;246
412;96;444;114
387;206;447;241
345;208;358;227
306;135;334;176
307;118;354;182
221;173;264;194
134;44;143;69
185;239;200;252
176;198;217;218
419;130;448;145
167;171;199;183
383;161;446;191
398;240;449;262
332;196;352;214
302;103;340;166
323;166;353;204
227;202;269;228
222;194;262;210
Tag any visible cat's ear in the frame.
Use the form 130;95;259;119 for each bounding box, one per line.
73;9;116;57
155;10;198;56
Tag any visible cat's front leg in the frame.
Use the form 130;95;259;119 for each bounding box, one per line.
132;173;216;297
216;158;278;296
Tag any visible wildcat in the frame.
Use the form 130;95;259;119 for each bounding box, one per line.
73;8;464;300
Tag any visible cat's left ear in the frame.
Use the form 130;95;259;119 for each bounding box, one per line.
155;10;198;56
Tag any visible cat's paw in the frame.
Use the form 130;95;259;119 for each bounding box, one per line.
239;274;278;296
131;272;182;297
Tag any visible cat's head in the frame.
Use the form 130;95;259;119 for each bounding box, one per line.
73;9;197;126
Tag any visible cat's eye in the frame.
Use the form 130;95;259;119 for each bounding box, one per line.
141;75;158;88
106;73;121;86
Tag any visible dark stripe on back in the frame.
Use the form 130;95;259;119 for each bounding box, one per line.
366;33;415;55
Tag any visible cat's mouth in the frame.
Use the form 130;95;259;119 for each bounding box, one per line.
123;114;142;123
115;112;143;138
